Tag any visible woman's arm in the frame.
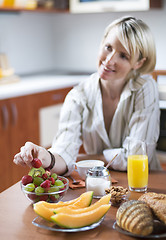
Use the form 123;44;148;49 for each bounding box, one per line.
49;153;68;175
48;87;86;175
14;85;85;176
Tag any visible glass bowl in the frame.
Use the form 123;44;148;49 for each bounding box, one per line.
21;176;69;204
105;186;130;207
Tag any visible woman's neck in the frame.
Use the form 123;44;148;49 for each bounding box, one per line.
99;78;125;100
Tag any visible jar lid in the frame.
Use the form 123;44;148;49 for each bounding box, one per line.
86;166;110;178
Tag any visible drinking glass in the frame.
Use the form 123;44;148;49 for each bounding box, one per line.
127;139;148;192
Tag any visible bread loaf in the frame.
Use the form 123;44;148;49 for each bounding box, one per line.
139;192;166;224
116;200;153;236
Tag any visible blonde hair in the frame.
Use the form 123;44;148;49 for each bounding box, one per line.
102;16;156;76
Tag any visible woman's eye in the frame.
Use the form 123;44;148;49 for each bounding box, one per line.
105;45;112;51
120;52;129;60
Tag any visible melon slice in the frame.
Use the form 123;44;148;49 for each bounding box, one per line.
54;194;111;214
40;191;93;209
33;203;54;221
33;191;93;221
67;191;93;209
51;204;111;228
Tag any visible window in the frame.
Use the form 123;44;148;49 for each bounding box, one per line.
70;0;151;13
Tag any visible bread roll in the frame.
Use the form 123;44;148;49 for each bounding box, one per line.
139;192;166;224
116;200;153;236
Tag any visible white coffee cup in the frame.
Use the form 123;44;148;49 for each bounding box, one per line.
75;160;104;180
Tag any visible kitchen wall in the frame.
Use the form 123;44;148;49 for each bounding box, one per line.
0;2;166;75
0;12;55;74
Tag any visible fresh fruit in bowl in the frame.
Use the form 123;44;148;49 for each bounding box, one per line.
21;158;69;203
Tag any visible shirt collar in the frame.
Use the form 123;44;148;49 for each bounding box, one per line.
87;73;146;109
120;76;146;102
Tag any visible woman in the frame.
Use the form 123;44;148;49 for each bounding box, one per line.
14;16;161;175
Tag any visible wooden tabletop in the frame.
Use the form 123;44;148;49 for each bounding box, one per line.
0;170;165;240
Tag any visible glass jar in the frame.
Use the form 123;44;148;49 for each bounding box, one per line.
86;166;111;198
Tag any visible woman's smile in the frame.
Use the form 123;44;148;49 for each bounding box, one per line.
102;62;116;73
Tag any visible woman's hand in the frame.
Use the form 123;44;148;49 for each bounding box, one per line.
13;141;51;169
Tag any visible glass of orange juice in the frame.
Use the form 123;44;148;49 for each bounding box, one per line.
127;139;148;192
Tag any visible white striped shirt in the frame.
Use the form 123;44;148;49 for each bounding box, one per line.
50;72;161;175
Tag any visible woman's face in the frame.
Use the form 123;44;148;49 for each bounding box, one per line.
98;27;139;83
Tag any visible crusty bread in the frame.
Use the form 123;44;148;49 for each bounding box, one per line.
139;192;166;225
116;200;153;236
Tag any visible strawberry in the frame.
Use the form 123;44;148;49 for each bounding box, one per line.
40;180;51;189
48;177;55;185
31;158;42;168
42;173;49;180
21;175;33;185
39;195;49;201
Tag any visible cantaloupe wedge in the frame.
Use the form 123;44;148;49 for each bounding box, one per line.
51;204;111;228
33;203;54;221
33;191;93;221
54;194;111;214
39;191;93;209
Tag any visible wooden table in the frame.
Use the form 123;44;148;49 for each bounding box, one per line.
0;170;165;240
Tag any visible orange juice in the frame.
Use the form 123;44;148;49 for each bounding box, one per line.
127;155;148;192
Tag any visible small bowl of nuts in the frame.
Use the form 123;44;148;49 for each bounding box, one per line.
105;186;129;207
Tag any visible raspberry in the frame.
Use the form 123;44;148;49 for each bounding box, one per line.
21;175;33;185
31;158;42;168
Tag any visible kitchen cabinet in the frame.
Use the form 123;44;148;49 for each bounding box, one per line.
39;103;63;148
0;86;72;192
0;95;38;192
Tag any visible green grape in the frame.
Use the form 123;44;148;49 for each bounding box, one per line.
51;173;58;180
24;183;35;192
35;186;45;195
48;186;59;193
54;180;64;189
33;176;44;186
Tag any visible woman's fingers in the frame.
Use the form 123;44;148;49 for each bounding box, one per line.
13;141;50;169
13;142;39;167
13;152;27;167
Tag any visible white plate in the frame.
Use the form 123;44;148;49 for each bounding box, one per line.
113;220;166;239
32;216;104;232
